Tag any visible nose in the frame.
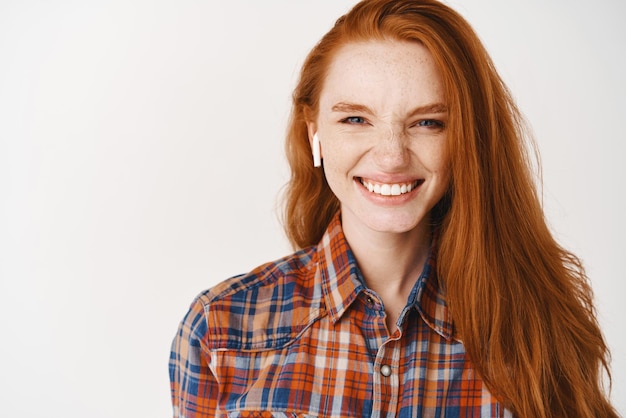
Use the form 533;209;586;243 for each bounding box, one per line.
372;128;410;170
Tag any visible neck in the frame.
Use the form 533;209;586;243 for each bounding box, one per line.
342;213;432;327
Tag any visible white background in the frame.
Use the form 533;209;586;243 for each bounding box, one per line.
1;0;624;416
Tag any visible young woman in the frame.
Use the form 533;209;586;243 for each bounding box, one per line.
170;0;618;416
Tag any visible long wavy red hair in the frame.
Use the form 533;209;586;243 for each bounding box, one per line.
281;0;617;416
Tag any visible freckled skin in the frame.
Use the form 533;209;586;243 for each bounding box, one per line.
308;40;449;239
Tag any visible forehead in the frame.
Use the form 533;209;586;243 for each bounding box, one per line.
319;40;444;110
330;39;432;71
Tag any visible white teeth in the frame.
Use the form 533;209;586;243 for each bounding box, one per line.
360;179;418;196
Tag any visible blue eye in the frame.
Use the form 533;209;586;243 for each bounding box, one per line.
416;119;444;129
341;116;367;124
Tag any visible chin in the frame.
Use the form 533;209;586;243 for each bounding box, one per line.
362;211;427;235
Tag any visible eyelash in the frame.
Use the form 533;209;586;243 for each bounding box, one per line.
339;116;445;129
340;116;367;125
415;119;445;129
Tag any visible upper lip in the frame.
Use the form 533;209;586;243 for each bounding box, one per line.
355;175;423;185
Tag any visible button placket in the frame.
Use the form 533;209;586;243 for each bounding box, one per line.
362;291;380;309
372;338;401;417
380;364;392;377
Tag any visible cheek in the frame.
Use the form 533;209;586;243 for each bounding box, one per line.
322;156;351;190
432;155;449;177
416;141;448;173
320;142;362;197
433;156;452;193
321;140;355;170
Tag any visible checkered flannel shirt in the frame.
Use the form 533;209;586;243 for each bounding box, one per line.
169;214;511;417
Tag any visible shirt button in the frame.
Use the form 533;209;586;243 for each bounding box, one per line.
380;364;392;377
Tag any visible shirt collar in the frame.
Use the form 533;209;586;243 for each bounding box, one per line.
405;234;457;341
316;212;457;341
317;214;367;324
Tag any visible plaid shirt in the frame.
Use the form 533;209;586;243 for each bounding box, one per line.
169;214;512;417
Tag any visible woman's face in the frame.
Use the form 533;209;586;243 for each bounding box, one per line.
309;40;449;237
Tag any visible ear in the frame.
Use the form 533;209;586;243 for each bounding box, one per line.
306;122;323;167
306;122;322;158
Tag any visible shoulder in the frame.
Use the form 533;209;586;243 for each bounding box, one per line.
199;247;316;303
194;246;326;351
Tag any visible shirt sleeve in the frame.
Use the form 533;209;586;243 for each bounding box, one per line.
169;297;219;417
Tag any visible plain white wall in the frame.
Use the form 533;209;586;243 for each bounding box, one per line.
1;0;624;416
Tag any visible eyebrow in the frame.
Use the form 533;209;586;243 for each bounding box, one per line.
408;103;448;116
330;101;448;116
331;102;373;114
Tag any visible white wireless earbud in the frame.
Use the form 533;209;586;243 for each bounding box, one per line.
312;133;322;167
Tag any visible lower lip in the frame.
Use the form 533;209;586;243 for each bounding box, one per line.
355;178;422;205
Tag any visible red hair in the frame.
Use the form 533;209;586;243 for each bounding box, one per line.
281;0;618;416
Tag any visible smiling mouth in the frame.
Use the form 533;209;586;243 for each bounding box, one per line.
357;177;424;196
